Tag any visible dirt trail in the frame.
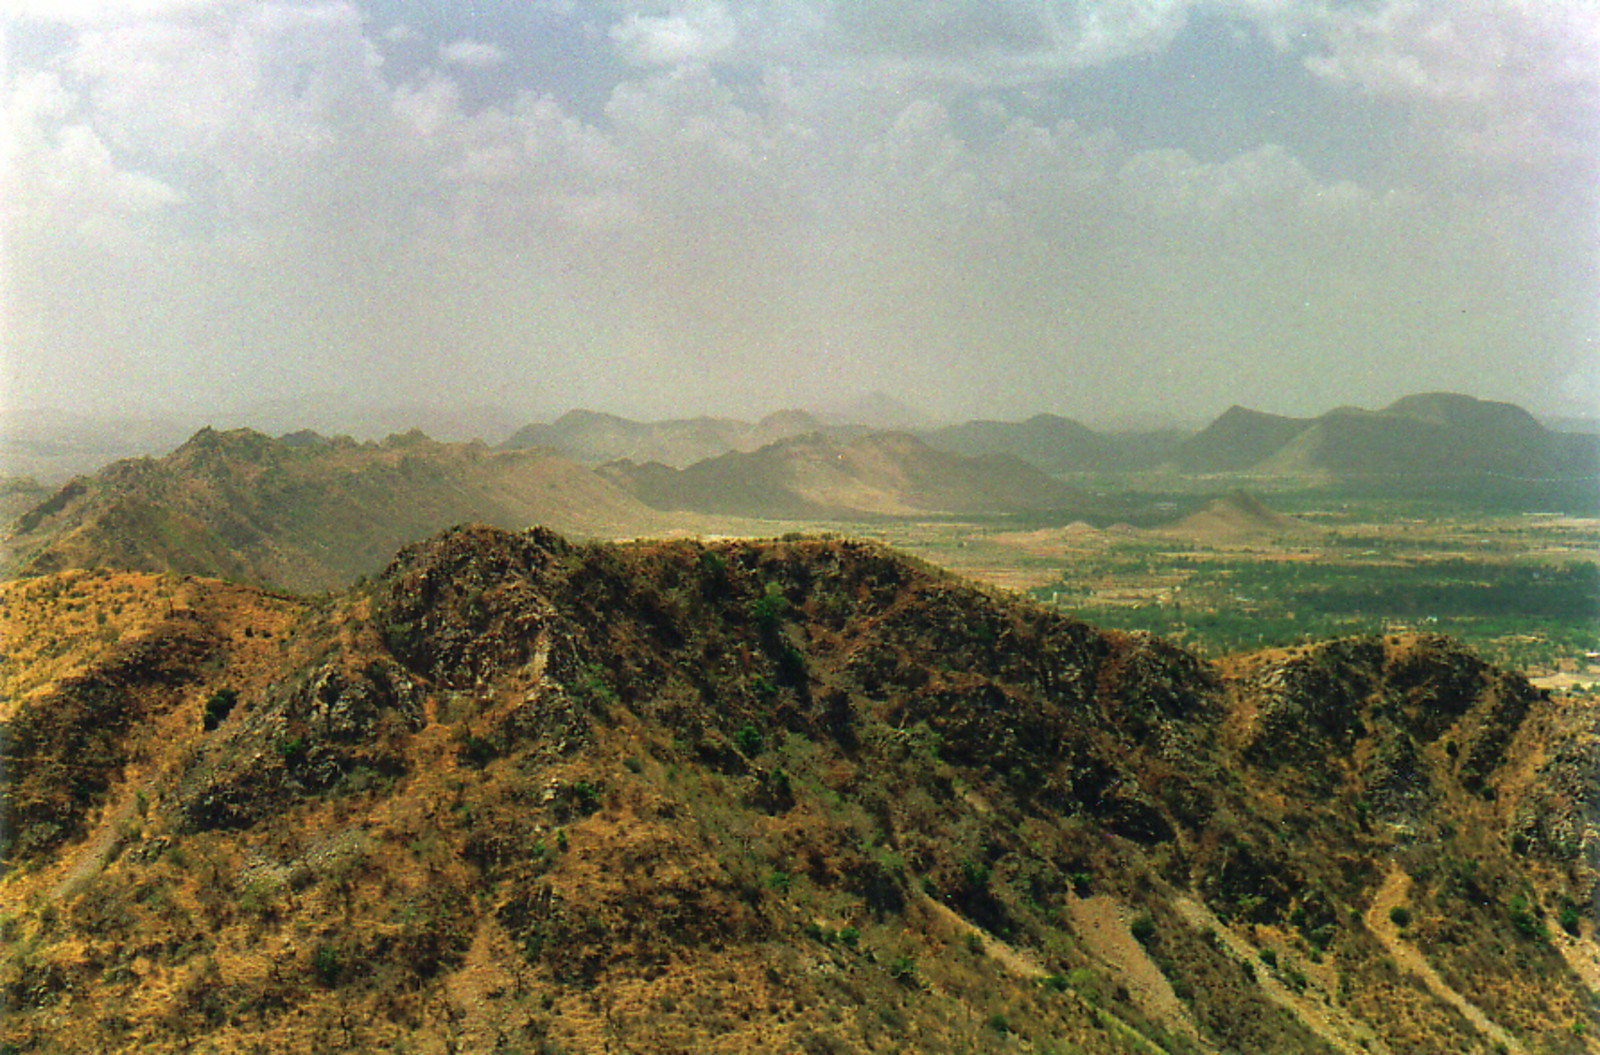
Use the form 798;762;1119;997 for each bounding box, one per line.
1171;895;1384;1055
1061;893;1210;1050
45;684;201;902
1365;867;1527;1055
49;796;137;901
922;897;1048;981
439;916;526;1052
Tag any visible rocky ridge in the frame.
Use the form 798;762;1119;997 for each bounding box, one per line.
0;525;1596;1053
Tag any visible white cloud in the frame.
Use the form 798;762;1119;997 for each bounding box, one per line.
438;39;508;70
1304;0;1600;104
610;4;739;66
3;68;182;253
392;73;463;141
1290;0;1600;167
4;0;229;27
2;0;1592;421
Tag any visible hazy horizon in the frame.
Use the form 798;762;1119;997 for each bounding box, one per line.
5;1;1597;427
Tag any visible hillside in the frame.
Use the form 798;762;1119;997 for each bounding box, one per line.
2;525;1595;1054
1175;406;1316;473
0;475;49;528
1178;394;1600;501
600;431;1088;519
2;428;671;593
1160;490;1320;542
501;409;838;468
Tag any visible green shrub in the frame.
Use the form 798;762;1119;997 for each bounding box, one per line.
201;689;238;732
735;726;763;756
455;733;496;768
310;943;343;988
1130;913;1156;944
775;642;807;685
749;586;788;630
1388;906;1411;928
1507;895;1545;941
570;782;601;815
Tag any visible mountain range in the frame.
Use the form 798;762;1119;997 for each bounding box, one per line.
1176;394;1600;487
4;391;1595;595
598;431;1087;520
1;426;1103;592
1;525;1593;1053
2;428;670;594
501;408;840;469
504;392;1597;500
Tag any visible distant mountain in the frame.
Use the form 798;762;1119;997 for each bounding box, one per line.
923;414;1179;473
601;431;1086;519
1177;394;1599;501
501;409;839;468
1174;406;1314;473
1259;394;1599;483
230;394;528;445
3;427;669;592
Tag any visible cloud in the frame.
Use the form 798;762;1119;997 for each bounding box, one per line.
1291;0;1600;169
610;4;739;66
1304;0;1598;104
2;0;1594;422
4;0;229;27
438;39;508;70
3;68;184;253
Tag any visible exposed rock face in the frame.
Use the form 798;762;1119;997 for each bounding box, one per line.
176;657;424;833
1;526;1594;1054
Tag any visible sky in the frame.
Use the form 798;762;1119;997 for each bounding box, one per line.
3;0;1597;430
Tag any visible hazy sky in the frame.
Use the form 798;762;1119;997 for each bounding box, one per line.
4;0;1597;428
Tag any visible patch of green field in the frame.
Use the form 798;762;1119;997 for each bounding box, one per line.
1031;552;1598;669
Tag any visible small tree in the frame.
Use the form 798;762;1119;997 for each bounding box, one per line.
202;689;239;731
